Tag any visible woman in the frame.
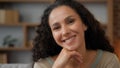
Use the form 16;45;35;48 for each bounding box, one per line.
33;0;120;68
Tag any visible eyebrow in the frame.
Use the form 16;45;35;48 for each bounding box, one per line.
65;16;74;20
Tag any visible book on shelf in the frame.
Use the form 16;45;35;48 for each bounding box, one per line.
0;9;19;24
0;53;7;63
0;10;5;24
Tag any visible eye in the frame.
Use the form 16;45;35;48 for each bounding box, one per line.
52;25;61;31
67;18;75;24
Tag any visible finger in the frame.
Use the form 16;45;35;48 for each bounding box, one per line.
74;55;83;63
70;51;83;63
53;48;72;67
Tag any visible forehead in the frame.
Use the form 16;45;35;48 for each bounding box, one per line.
49;5;79;21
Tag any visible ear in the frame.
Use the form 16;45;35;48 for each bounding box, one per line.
83;24;87;31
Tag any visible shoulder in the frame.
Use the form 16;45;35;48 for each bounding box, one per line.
102;50;119;62
97;50;120;68
33;57;52;68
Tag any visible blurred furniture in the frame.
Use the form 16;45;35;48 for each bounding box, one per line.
0;64;32;68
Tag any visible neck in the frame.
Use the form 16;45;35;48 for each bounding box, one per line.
73;42;94;64
76;41;87;60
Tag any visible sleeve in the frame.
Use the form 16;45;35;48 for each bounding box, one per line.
106;55;120;68
33;62;42;68
33;59;52;68
33;62;49;68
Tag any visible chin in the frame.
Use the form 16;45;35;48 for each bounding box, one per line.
67;46;78;51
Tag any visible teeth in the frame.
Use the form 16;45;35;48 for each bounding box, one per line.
64;36;75;44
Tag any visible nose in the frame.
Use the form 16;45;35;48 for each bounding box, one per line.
62;26;70;37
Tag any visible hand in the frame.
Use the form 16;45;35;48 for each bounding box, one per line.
52;48;83;68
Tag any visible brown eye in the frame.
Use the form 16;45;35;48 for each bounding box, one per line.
52;25;60;31
51;23;61;31
67;18;75;24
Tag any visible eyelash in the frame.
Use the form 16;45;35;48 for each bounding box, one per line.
53;26;60;30
67;19;75;24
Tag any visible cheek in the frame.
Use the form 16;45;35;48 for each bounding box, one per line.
52;32;60;44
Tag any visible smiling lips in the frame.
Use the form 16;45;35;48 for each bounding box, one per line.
62;35;76;45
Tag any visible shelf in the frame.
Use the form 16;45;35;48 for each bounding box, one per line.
0;47;32;51
0;0;106;3
25;23;40;27
0;23;39;26
78;0;106;3
0;0;54;3
0;23;23;26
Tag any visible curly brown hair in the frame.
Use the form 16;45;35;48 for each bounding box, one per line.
32;0;114;62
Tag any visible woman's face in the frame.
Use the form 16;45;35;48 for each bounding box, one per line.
49;6;87;51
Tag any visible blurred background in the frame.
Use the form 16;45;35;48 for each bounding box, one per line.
0;0;119;66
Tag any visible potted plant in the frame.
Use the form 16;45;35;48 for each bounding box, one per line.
2;35;18;47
